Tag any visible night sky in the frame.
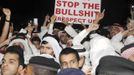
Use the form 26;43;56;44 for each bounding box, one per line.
0;0;133;31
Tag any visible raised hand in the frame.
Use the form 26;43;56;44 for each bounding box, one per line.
122;28;134;37
3;8;11;21
50;15;56;23
94;9;105;24
122;19;134;37
3;8;11;16
126;18;134;30
25;22;35;33
45;14;50;22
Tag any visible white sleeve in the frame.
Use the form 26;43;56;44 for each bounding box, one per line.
48;23;54;35
39;26;48;40
64;25;78;38
72;29;89;45
19;28;27;33
89;35;119;75
111;32;124;53
111;32;123;42
27;39;40;56
19;28;32;39
124;35;134;45
29;43;40;56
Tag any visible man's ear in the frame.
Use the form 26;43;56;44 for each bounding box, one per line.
79;56;85;68
18;65;24;75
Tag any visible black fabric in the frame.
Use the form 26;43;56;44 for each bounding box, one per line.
75;48;86;52
121;43;134;53
11;33;27;41
29;56;60;69
30;64;57;75
57;68;85;75
96;56;134;75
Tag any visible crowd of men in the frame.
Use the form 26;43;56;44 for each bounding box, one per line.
0;7;134;75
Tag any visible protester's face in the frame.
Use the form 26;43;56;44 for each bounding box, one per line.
1;53;22;75
53;29;60;36
60;53;79;69
40;43;54;56
32;41;40;50
110;26;124;37
66;40;73;47
110;26;120;37
60;33;69;44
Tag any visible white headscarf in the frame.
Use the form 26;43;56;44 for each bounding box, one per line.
42;36;62;63
89;34;119;75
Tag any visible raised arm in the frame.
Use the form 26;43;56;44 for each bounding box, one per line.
25;22;35;38
8;22;14;38
43;14;50;28
47;15;56;34
93;9;105;24
0;8;11;43
63;20;78;38
72;10;104;45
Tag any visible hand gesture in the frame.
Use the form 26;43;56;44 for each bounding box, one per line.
3;8;11;20
122;28;134;37
94;9;105;24
25;23;35;33
50;15;56;23
45;14;50;22
3;8;11;16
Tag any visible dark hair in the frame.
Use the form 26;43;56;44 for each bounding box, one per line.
5;46;25;68
59;48;80;62
41;41;48;44
31;36;41;43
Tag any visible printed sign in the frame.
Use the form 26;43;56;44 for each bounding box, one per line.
54;0;101;24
